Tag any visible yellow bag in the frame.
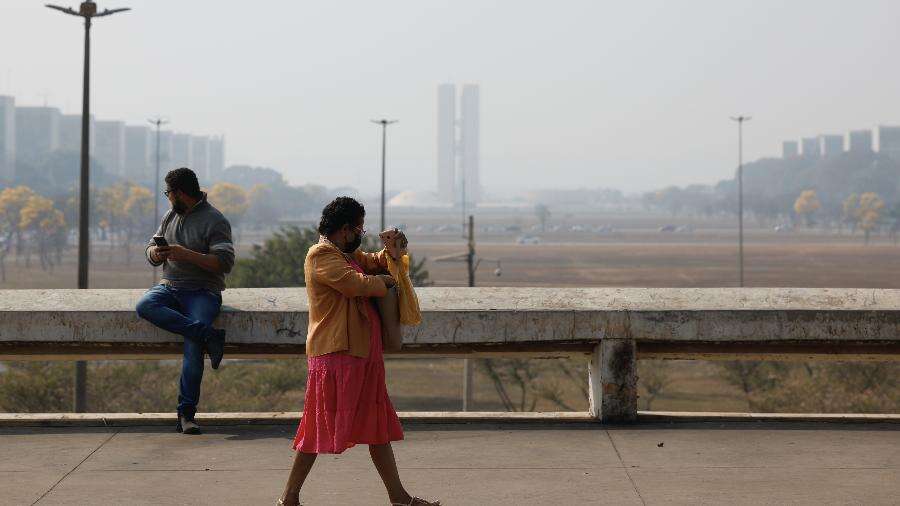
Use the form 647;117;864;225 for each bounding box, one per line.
385;254;421;326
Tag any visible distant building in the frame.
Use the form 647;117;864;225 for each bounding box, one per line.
171;133;193;170
15;106;60;166
459;83;481;205
877;126;900;161
125;125;152;182
819;135;844;157
435;83;482;207
848;129;873;153
436;83;456;204
801;137;819;158
208;136;225;182
59;114;96;156
95;120;125;177
782;140;799;159
0;96;14;182
191;135;209;181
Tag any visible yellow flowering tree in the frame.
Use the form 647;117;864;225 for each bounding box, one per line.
842;193;860;234
122;185;155;264
19;195;66;271
793;190;820;227
96;182;130;250
844;192;885;244
0;186;38;272
858;192;884;245
208;182;249;230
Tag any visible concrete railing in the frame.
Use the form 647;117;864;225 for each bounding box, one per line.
1;287;899;422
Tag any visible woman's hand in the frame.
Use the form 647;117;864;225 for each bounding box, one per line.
379;229;408;260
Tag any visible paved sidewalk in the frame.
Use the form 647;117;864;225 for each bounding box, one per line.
1;421;898;505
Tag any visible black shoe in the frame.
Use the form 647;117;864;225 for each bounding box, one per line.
206;328;226;370
176;414;201;435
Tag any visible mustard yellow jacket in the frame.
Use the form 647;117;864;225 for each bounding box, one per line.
304;239;389;358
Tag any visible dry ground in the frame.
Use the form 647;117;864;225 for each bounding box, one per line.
418;241;900;288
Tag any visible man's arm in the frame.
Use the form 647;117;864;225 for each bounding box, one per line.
159;247;222;273
159;219;234;274
145;211;171;266
207;219;235;274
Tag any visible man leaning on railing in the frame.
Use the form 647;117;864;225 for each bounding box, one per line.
135;167;235;435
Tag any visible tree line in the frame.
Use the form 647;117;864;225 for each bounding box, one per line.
643;150;900;242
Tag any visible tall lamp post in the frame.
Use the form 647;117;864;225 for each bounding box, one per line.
371;119;397;232
47;1;130;412
730;115;751;287
148;117;168;283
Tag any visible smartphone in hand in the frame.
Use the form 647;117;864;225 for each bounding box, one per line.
152;236;169;247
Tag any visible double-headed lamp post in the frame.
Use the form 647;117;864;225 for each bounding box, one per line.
148;117;169;283
46;1;130;413
371;119;397;232
730;115;751;287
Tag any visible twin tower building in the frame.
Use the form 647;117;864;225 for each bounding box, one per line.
437;83;481;207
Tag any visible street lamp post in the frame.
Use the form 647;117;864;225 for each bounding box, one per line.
730;115;751;287
148;117;168;283
371;119;397;232
47;1;130;412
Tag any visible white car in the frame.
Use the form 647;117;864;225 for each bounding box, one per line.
516;235;542;245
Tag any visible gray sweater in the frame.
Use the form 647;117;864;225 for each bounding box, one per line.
145;194;235;292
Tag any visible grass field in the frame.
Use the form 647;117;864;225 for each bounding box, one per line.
1;225;897;413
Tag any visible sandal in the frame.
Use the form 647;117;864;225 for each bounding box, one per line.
276;494;302;506
392;497;441;506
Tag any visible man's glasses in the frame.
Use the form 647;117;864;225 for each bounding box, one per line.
163;190;172;197
354;225;367;237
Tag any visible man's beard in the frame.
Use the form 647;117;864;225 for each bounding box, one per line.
172;199;188;215
341;234;362;253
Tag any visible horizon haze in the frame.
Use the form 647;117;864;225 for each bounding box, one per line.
2;0;900;196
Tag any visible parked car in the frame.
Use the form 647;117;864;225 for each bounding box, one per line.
516;235;542;245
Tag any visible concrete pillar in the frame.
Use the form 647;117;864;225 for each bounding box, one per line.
588;339;637;422
462;358;474;411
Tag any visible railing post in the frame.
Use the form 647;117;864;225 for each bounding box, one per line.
74;361;87;412
588;339;637;422
462;358;474;411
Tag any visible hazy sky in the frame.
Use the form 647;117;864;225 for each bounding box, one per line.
3;0;899;197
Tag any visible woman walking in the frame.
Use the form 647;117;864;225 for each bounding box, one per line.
279;197;440;506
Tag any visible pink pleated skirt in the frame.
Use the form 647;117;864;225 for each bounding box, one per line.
292;271;404;454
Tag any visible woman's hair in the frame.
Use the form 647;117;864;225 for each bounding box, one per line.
318;197;366;236
164;167;203;199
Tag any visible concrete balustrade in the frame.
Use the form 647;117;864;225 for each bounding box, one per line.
1;287;899;422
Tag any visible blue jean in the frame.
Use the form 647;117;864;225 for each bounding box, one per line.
135;284;222;419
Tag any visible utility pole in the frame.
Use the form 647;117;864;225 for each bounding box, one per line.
148;117;168;284
730;115;751;287
371;119;397;232
461;167;467;239
434;215;502;411
463;215;475;409
47;1;131;413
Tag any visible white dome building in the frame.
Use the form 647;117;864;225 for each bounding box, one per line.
387;190;451;209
